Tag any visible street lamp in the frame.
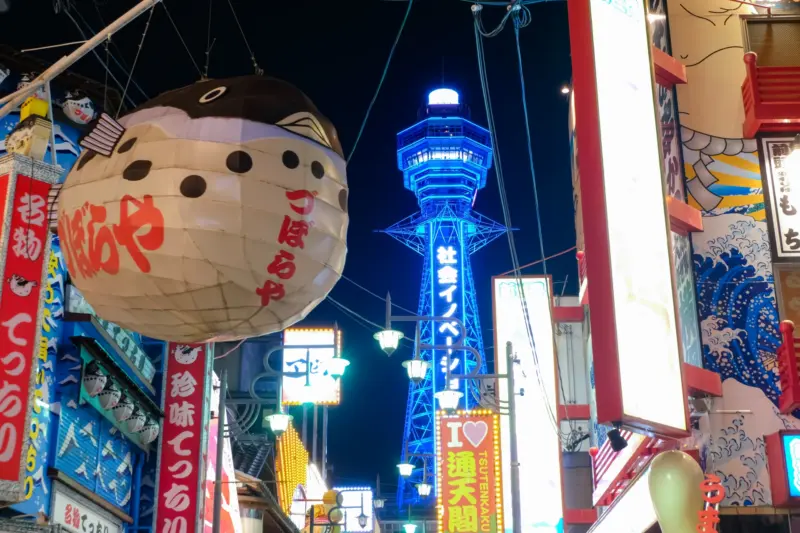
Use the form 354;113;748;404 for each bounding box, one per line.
402;359;429;383
434;389;463;411
403;525;417;533
374;329;404;356
266;412;293;436
357;512;369;529
373;498;385;509
327;355;350;380
397;462;415;477
416;482;432;497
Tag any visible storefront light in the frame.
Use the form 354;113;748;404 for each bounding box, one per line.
416;482;432;497
402;359;429;383
397;463;415;477
374;329;404;356
326;356;350;380
267;413;293;436
434;390;463;411
402;524;417;533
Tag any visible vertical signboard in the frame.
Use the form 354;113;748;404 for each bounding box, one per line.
436;411;503;533
492;276;562;533
0;165;54;501
155;343;211;533
282;328;341;405
567;0;688;435
431;224;468;408
760;137;800;263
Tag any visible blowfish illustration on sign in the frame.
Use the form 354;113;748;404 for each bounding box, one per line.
57;76;349;343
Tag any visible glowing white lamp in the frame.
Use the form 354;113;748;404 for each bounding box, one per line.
402;359;430;383
560;85;570;94
357;513;369;529
416;482;432;497
327;356;350;379
374;498;386;509
374;329;404;356
267;413;293;436
427;88;459;106
434;390;463;411
397;463;415;477
403;525;417;533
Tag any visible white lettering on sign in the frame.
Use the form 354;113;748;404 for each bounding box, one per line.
170;371;197;398
18;193;46;227
53;486;122;533
436;244;461;390
0;312;32;464
168;401;195;427
446;421;463;448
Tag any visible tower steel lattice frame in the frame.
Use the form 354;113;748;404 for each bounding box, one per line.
382;97;506;509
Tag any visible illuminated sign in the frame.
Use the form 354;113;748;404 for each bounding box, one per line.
428;89;460;106
282;328;342;405
434;238;466;406
155;342;211;533
436;410;503;533
492;276;562;533
53;484;123;533
276;422;309;515
760;137;800;263
698;474;724;532
332;487;374;532
568;0;687;435
588;466;656;533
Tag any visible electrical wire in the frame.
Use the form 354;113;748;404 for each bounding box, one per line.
116;5;155;118
224;0;262;74
347;0;414;165
472;4;563;438
496;245;576;277
204;0;214;77
161;2;204;77
340;274;418;315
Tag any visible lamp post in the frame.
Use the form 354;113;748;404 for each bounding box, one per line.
216;335;350;533
375;293;522;533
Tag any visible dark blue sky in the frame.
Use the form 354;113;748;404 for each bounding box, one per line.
4;0;575;494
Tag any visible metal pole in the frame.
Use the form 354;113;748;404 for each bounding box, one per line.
312;404;319;466
322;406;329;481
212;369;227;533
44;82;58;168
506;341;522;533
385;292;392;329
0;0;161;118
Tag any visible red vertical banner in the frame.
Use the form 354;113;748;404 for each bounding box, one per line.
156;343;211;533
0;171;52;497
437;411;503;533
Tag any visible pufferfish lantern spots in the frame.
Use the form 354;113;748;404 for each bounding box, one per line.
57;76;349;343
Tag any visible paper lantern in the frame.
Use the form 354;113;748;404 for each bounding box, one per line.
61;90;96;125
648;450;705;533
82;361;107;397
138;418;160;444
112;394;135;422
126;407;146;433
97;381;121;410
57;76;348;342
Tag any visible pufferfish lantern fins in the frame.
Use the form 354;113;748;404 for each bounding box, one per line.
277;112;334;152
80;113;126;157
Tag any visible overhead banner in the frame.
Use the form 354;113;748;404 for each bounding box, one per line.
154;343;212;533
492;276;562;532
0;158;57;502
567;0;688;436
436;411;503;533
282;328;341;405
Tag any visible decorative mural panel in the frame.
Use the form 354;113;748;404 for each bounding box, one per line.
666;0;791;506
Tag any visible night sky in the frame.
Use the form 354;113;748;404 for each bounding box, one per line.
3;0;574;495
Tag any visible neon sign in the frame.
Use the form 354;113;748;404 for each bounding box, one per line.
435;243;462;394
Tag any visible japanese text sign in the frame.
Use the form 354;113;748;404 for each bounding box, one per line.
761;137;800;263
433;234;465;405
436;411;503;533
53;484;122;533
282;328;341;405
0;170;53;500
155;343;211;533
697;474;724;532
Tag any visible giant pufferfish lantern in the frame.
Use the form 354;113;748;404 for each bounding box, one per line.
58;76;349;342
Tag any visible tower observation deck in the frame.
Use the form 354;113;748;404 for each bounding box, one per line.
383;88;506;508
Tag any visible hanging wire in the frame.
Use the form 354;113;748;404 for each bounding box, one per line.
102;36;110;111
347;0;414;165
224;0;263;75
340;274;418;315
161;2;204;77
116;5;155;117
472;4;564;438
204;0;214;77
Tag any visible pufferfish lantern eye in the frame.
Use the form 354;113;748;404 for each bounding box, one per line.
199;86;227;104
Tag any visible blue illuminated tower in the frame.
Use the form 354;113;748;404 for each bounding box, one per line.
383;89;506;508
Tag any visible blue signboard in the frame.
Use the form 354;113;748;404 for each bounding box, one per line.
783;434;800;498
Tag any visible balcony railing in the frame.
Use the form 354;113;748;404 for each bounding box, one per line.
742;52;800;138
777;320;800;414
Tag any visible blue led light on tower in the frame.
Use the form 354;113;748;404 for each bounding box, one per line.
383;88;506;508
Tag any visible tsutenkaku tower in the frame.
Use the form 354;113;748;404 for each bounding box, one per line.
383;88;506;508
